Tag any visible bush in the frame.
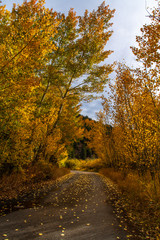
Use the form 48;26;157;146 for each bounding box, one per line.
83;158;104;171
64;158;105;171
31;160;70;182
64;159;82;170
30;160;55;181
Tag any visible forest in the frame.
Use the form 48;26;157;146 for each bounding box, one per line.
0;0;159;238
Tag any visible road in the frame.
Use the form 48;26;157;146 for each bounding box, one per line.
0;171;132;240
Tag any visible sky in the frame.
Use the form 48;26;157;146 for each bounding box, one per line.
2;0;158;119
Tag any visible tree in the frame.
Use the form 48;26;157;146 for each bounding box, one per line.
0;1;115;172
85;107;114;167
32;2;115;162
131;3;159;177
106;62;159;176
96;2;159;179
95;3;160;178
0;0;60;171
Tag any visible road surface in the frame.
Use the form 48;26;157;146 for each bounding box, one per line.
0;171;133;240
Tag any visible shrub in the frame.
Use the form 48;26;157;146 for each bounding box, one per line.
83;158;104;171
30;160;55;181
64;159;82;170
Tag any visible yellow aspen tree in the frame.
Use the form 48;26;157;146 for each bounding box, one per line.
0;0;60;172
33;2;115;162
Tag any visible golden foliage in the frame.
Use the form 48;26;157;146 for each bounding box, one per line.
0;1;114;174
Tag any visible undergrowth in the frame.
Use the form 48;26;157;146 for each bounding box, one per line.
0;161;70;201
100;168;160;240
64;158;104;171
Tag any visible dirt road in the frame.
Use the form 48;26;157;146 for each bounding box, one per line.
0;171;132;240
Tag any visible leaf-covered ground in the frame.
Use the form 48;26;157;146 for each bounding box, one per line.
0;171;143;240
0;170;71;216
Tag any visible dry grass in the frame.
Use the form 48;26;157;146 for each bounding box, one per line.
100;168;160;239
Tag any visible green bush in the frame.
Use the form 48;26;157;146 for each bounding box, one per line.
64;159;82;170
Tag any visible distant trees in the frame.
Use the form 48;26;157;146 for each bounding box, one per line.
85;111;113;166
68;116;96;160
0;1;115;174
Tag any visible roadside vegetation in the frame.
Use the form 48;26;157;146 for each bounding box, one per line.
100;168;160;239
0;161;70;214
64;158;103;171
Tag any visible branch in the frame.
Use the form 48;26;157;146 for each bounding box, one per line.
48;73;76;134
57;85;63;98
0;33;38;73
0;20;56;74
39;80;50;108
69;82;85;91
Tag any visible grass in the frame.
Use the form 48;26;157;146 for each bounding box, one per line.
99;168;160;239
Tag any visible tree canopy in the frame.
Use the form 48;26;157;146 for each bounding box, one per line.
0;0;115;172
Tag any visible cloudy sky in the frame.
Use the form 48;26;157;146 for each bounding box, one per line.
3;0;157;119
